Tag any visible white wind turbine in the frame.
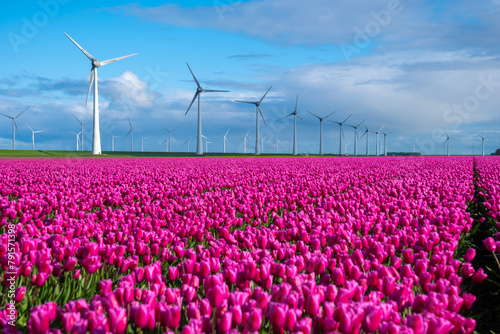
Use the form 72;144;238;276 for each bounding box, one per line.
308;111;336;155
235;86;272;155
360;124;371;156
279;94;309;156
329;114;352;156
381;131;392;156
220;129;230;153
346;119;365;156
478;134;488;156
26;123;44;150
273;134;282;154
285;139;291;154
111;134;119;152
184;137;193;153
444;132;451;156
185;63;229;156
162;126;179;152
261;135;268;154
64;33;137;155
68;131;81;151
125;117;138;152
1;106;29;150
242;131;249;153
72;114;91;151
375;126;384;156
139;135;149;152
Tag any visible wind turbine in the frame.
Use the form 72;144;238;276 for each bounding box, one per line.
64;33;137;155
360;124;370;156
261;135;268;154
162;126;179;152
273;134;281;154
139;135;149;152
478;134;488;156
111;134;119;152
26;123;44;150
235;86;272;155
220;129;230;153
346;119;365;156
1;106;29;150
285;139;291;154
185;63;229;156
184;138;191;153
308;111;336;155
381;131;392;156
242;131;249;154
279;94;309;156
375;126;384;156
329;114;352;156
68;131;81;151
444;132;451;156
125;117;138;152
72;114;91;151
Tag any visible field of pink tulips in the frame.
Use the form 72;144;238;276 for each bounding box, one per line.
0;156;498;333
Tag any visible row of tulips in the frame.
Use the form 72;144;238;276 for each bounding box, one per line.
0;156;490;333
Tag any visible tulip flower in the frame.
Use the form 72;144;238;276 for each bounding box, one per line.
472;268;487;284
463;248;476;262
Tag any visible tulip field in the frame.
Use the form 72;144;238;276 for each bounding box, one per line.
1;156;499;333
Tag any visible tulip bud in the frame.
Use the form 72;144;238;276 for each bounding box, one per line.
463;248;476;262
483;237;496;253
14;286;26;302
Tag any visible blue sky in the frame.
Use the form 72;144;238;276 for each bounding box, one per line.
1;0;500;155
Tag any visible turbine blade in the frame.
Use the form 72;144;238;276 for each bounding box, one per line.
26;123;33;132
86;69;95;106
72;114;82;125
15;106;30;119
100;53;138;66
225;129;230;136
357;119;365;128
185;92;199;115
235;100;256;104
128;117;133;129
259;85;273;103
307;111;321;119
278;112;294;121
360;131;367;139
324;111;336;120
173;127;180;132
342;114;352;124
14;119;19;135
0;113;13;119
258;106;267;127
186;63;201;88
203;89;230;92
64;33;95;61
297;115;310;125
378;125;384;133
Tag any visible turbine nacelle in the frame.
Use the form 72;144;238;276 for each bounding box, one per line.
92;59;101;68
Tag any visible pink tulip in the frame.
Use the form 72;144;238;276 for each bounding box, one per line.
108;307;127;334
463;248;476;262
483;237;496;252
246;309;262;331
472;268;487;284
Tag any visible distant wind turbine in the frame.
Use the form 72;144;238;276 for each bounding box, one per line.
235;86;272;155
72;114;91;151
285;139;291;154
360;124;370;156
64;33;137;155
1;106;29;150
308;111;335;155
478;134;488;156
381;131;392;156
444;132;451;156
139;135;149;152
279;94;309;156
261;135;268;154
329;114;352;156
26;123;44;150
273;134;282;154
346;119;365;156
185;63;229;155
125;117;138;152
68;131;81;151
242;131;249;153
162;126;179;152
375;126;384;156
220;129;230;153
111;134;119;152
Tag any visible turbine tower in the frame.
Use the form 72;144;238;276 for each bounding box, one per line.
220;129;230;153
381;131;392;156
279;94;309;156
273;134;281;154
72;114;91;151
242;132;249;153
360;125;370;156
26;123;44;150
261;135;268;154
329;114;352;156
125;117;138;152
185;63;229;156
375;126;384;156
1;106;29;150
139;135;149;152
478;134;488;156
235;86;272;156
444;132;451;156
162;126;179;152
308;111;336;155
184;138;191;153
111;134;119;152
346;119;365;156
64;33;137;155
